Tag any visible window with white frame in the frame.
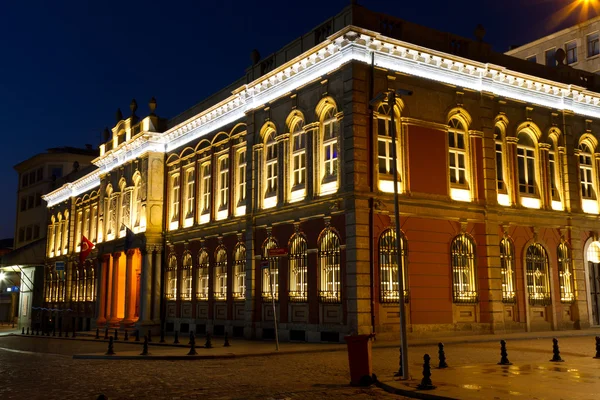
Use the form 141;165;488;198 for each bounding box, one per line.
379;228;408;303
170;174;180;222
166;255;177;300
376;103;400;178
200;163;211;214
214;247;227;300
197;249;209;300
319;227;341;303
579;143;595;199
549;151;559;200
517;133;537;195
288;233;307;301
557;242;575;303
233;243;246;299
525;243;551;305
500;238;516;302
448;118;468;186
322;108;339;182
181;253;192;301
185;168;195;218
495;126;505;192
262;236;278;300
451;234;477;303
237;149;246;205
218;156;229;209
265;132;278;197
291;121;306;188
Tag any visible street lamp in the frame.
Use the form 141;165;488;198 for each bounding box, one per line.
370;88;412;380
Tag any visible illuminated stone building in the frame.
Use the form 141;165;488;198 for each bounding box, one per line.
43;4;600;340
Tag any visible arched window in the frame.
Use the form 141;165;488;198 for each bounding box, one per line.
495;125;506;194
517;133;537;196
319;227;341;303
288;233;308;302
379;229;408;303
558;243;575;303
62;211;69;254
321;108;339;193
170;173;181;223
265;131;278;200
55;214;63;255
79;268;86;302
197;249;210;300
376;103;398;176
106;185;117;239
72;270;80;302
233;243;246;299
86;265;95;301
579;143;596;200
291;120;306;191
132;174;143;229
500;238;516;302
45;269;52;302
181;253;192;301
451;234;477;303
166;255;177;300
262;236;278;299
448;118;468;187
184;167;195;219
200;162;212;218
525;243;551;305
217;156;229;212
214;246;227;300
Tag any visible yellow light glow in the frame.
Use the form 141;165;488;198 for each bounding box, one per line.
216;209;229;221
379;179;402;194
450;188;471;202
183;217;194;228
235;205;246;216
521;197;541;209
168;221;179;231
290;188;306;203
582;198;599;214
320;181;338;196
548;0;600;31
263;196;277;209
199;213;210;224
497;193;510;207
552;200;564;211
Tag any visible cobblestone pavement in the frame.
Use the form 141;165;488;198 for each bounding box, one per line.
0;336;403;400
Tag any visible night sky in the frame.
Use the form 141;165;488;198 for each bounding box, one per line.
0;0;593;239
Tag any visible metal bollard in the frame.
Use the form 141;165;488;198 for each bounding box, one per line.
58;326;62;337
594;336;600;359
65;328;69;338
438;343;448;368
95;328;100;340
52;327;56;337
498;340;512;365
224;332;230;347
550;338;564;362
205;332;212;349
104;328;109;340
36;328;39;336
124;330;129;341
105;336;115;355
72;326;76;338
160;329;165;343
187;332;197;356
416;354;436;390
21;327;24;335
393;348;403;377
140;336;149;356
135;329;140;342
174;331;180;344
114;329;118;341
26;327;29;335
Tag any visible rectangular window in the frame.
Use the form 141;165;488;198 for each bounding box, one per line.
185;168;195;217
517;147;536;195
35;192;42;207
27;195;34;209
545;48;556;67
29;171;35;185
26;226;32;241
496;142;505;191
171;174;180;222
237;150;246;204
84;208;90;239
579;152;595;199
377;116;397;176
566;41;577;64
21;174;28;188
218;156;229;209
33;225;40;239
50;165;63;179
36;167;43;181
292;130;306;187
201;163;211;213
265;141;278;195
323;118;338;179
588;33;600;57
549;152;558;199
20;197;26;212
526;55;537;63
18;228;24;243
448;130;467;185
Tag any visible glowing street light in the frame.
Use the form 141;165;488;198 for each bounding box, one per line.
0;272;5;281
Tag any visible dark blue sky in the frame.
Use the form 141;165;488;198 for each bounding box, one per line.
0;0;591;239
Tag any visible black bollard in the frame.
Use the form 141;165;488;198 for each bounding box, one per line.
35;327;39;336
393;348;403;377
140;336;149;356
95;328;100;340
65;328;69;338
21;327;24;335
174;331;180;344
205;332;212;349
550;338;564;362
416;354;436;390
114;329;118;341
160;329;165;343
498;340;512;365
58;326;62;337
105;336;115;355
594;336;600;359
52;327;56;337
187;332;197;356
124;330;129;341
104;328;109;340
147;330;152;342
438;343;448;369
224;332;230;347
135;329;140;342
26;327;29;335
72;326;76;338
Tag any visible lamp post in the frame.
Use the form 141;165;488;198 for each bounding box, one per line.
371;88;412;380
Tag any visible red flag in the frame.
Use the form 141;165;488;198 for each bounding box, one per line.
80;236;95;264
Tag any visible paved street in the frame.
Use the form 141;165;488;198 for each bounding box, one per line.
1;332;600;399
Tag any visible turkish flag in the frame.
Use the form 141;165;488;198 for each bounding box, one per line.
80;236;95;264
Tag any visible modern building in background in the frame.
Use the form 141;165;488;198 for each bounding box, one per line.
41;4;600;341
507;15;600;73
0;147;97;329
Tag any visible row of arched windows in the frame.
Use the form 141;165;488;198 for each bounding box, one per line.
47;211;69;258
44;264;96;303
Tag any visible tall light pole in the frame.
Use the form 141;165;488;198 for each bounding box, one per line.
371;88;412;380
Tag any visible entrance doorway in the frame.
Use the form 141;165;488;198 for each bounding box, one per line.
586;242;600;326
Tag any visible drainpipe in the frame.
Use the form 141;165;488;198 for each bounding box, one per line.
368;52;376;335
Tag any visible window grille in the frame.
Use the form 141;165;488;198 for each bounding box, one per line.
288;233;308;302
525;243;552;306
233;243;246;299
557;243;575;303
181;253;193;301
166;255;177;300
379;229;408;303
500;238;516;303
448;118;467;186
319;228;341;303
214;247;228;300
262;237;279;300
451;234;478;303
197;250;210;300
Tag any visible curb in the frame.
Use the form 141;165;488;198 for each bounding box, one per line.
375;380;458;400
